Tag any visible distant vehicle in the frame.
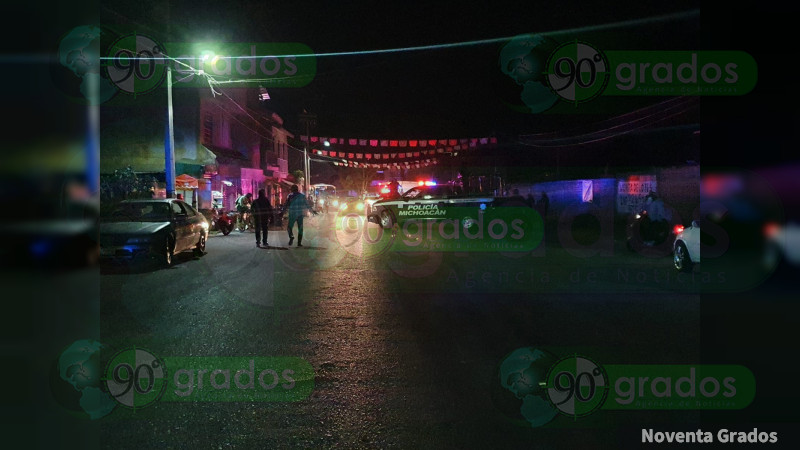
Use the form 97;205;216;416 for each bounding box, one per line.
673;220;701;272
311;183;337;211
100;199;209;267
336;193;368;215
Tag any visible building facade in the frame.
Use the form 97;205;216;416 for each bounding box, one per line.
199;89;293;211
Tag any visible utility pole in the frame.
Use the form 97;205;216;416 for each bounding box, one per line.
165;66;176;198
298;111;317;194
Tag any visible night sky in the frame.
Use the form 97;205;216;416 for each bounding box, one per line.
94;1;703;143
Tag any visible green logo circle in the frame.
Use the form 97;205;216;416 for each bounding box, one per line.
545;354;609;418
545;41;609;104
104;33;167;96
102;347;167;409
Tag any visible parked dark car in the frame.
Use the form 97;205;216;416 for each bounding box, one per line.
99;199;209;266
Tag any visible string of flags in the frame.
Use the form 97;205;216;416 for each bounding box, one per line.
300;136;497;167
331;158;440;169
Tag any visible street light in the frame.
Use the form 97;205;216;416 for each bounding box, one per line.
298;111;317;195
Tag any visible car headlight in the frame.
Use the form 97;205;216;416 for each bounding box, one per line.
126;236;152;244
356;202;364;211
332;200;339;207
201;220;209;230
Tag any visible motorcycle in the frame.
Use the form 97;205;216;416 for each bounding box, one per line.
625;209;672;251
211;206;235;236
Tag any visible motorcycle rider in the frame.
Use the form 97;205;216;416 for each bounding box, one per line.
235;192;253;230
642;191;671;244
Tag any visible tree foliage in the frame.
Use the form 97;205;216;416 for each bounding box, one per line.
100;166;156;203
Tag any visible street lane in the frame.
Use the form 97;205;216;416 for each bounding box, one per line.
99;212;707;447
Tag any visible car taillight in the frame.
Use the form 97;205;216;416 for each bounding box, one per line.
673;224;685;235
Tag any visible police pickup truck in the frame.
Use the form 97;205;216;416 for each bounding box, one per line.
366;184;541;251
368;184;533;227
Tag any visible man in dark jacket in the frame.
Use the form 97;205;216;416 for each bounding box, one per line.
285;184;310;247
252;189;273;247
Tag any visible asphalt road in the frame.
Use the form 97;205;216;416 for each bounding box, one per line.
94;213;790;448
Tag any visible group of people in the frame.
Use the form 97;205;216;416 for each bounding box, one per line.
235;184;311;248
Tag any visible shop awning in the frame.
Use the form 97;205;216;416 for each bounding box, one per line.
176;174;199;189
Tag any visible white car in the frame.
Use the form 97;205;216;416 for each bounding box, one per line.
673;220;701;272
763;220;800;270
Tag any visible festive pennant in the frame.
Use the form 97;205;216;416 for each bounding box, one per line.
380;140;388;147
349;138;358;145
409;140;417;147
370;139;378;147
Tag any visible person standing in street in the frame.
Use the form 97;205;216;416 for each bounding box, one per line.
538;191;550;219
285;184;310;247
252;189;273;247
